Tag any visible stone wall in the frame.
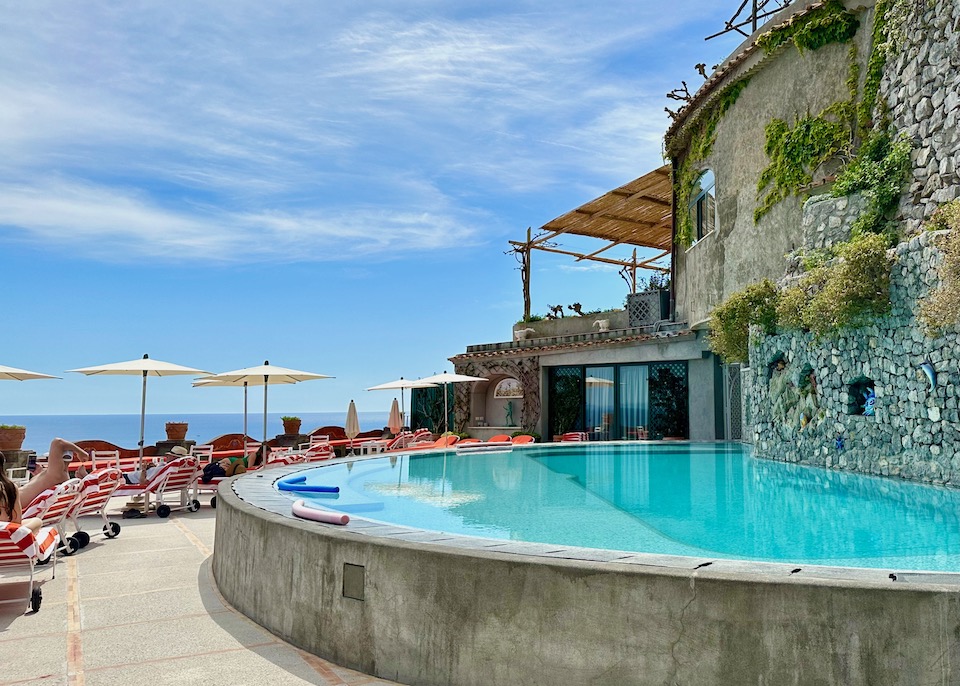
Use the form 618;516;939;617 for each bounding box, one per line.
747;231;958;484
886;0;960;233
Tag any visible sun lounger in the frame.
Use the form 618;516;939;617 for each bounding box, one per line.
0;521;60;613
384;429;431;451
113;456;201;519
456;440;513;455
64;468;124;549
511;435;535;444
22;479;84;555
487;434;511;443
560;432;589;442
402;435;460;451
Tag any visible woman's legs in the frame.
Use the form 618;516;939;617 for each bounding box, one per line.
19;438;84;505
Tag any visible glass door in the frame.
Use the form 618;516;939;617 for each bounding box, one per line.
584;366;614;441
618;365;649;439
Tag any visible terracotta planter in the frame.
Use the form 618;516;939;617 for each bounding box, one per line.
282;419;302;435
165;422;188;441
0;426;25;451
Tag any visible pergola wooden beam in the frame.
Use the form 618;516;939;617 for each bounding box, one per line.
508;165;674;318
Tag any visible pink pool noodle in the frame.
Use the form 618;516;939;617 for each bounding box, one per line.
292;499;350;525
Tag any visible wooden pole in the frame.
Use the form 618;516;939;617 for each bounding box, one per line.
522;227;532;321
631;248;638;293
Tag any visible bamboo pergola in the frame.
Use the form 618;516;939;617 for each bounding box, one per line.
509;165;673;320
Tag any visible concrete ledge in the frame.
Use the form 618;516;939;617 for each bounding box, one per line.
213;470;960;686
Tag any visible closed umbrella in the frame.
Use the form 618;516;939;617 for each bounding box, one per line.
67;354;209;468
366;377;437;431
387;398;402;436
202;361;332;449
345;399;360;456
418;372;488;435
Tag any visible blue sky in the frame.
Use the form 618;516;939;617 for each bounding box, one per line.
1;1;746;417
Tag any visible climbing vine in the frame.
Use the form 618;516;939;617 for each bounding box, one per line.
673;78;750;247
830;127;912;238
755;0;860;54
754;109;852;222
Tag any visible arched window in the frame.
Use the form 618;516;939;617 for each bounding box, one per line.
688;170;717;242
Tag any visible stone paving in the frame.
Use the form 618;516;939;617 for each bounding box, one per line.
0;498;398;686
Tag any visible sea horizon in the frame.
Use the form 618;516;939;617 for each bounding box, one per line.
7;411;390;454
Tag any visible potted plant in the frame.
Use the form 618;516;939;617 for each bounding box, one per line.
165;421;189;441
0;424;26;451
282;416;302;435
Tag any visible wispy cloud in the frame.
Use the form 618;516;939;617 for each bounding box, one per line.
0;0;737;264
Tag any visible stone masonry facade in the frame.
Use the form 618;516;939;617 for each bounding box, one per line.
747;231;958;484
744;0;960;484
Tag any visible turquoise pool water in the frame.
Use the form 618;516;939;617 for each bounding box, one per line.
287;442;960;572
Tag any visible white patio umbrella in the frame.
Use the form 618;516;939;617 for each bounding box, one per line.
201;361;332;448
366;377;437;430
387;398;403;436
345;399;360;456
418;372;488;435
67;354;210;467
193;376;296;453
0;364;60;381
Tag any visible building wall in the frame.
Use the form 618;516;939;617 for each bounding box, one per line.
673;2;876;326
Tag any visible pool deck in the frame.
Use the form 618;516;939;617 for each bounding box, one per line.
0;495;398;686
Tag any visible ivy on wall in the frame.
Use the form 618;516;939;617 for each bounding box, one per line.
673;78;750;247
754;109;852;222
830;127;912;238
671;0;861;247
755;0;860;54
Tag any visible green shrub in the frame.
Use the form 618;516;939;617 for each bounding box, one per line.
927;199;960;233
805;233;893;336
919;204;960;333
0;424;25;430
707;280;779;363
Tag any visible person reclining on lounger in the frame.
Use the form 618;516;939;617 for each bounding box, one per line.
0;438;89;534
121;445;188;485
200;457;246;483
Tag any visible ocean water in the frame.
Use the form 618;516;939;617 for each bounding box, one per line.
8;412;389;454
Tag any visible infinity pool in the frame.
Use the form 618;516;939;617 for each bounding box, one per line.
283;442;960;572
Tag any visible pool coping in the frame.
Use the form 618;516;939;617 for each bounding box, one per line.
232;446;960;589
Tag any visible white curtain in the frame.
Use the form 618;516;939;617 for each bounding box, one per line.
618;366;649;439
585;367;615;439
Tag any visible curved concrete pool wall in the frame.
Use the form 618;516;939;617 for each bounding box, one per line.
213;471;960;686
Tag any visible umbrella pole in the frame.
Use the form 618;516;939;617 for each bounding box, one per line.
138;370;147;475
263;375;269;452
243;381;248;456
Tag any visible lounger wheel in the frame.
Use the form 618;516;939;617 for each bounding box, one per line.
188;499;201;512
30;588;42;612
210;495;217;509
104;522;121;538
75;531;91;548
156;504;171;518
62;537;80;556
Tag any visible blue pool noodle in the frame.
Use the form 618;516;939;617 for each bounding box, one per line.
277;474;340;493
